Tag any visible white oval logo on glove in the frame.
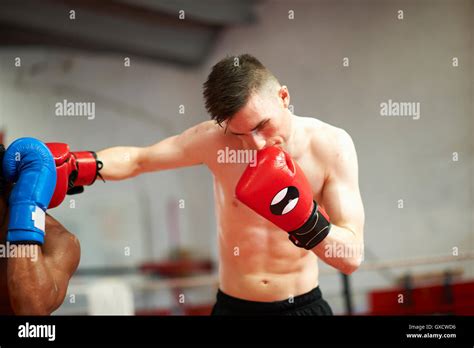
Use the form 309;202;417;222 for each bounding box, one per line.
270;186;299;215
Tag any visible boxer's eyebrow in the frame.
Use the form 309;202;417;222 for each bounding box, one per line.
229;118;270;136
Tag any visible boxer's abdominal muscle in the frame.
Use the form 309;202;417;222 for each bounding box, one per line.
213;175;321;302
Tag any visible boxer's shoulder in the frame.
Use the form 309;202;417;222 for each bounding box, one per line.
43;214;80;260
44;214;78;242
176;120;224;164
302;116;353;154
294;116;355;177
193;120;219;133
194;119;241;149
186;120;225;143
307;119;357;185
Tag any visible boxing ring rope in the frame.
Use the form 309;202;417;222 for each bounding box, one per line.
68;273;219;294
70;251;474;290
320;251;474;275
61;251;474;315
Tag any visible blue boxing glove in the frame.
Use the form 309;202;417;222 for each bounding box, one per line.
3;138;56;245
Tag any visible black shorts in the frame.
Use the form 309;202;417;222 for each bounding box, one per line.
211;286;333;316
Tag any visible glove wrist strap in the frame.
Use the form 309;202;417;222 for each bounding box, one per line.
288;201;331;250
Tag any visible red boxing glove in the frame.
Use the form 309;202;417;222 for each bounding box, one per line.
235;146;331;250
46;143;104;208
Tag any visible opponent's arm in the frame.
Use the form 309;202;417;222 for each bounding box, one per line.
2;138;80;314
7;215;80;315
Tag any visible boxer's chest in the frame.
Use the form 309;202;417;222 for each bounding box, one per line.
211;147;327;213
295;151;327;204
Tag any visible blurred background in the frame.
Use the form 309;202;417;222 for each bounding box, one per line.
0;0;472;315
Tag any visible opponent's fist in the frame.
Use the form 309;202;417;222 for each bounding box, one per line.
2;138;56;244
46;143;103;209
235;146;331;250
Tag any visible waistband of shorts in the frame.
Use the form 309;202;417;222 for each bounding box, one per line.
216;286;323;314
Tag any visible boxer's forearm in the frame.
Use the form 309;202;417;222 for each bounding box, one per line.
311;224;364;275
98;135;204;181
7;247;58;315
96;146;142;180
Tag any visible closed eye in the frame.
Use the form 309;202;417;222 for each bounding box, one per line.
230;119;270;136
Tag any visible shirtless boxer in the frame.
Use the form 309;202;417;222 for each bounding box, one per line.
73;54;364;315
0;139;80;315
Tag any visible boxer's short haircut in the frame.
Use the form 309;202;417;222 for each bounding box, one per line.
203;54;280;127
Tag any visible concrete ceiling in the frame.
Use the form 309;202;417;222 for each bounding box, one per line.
0;0;259;67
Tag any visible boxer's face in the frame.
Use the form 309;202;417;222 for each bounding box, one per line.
226;85;292;151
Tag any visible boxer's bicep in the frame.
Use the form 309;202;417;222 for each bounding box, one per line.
43;216;81;311
320;131;364;240
139;121;213;172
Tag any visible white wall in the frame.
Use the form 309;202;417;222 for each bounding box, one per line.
0;50;217;268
